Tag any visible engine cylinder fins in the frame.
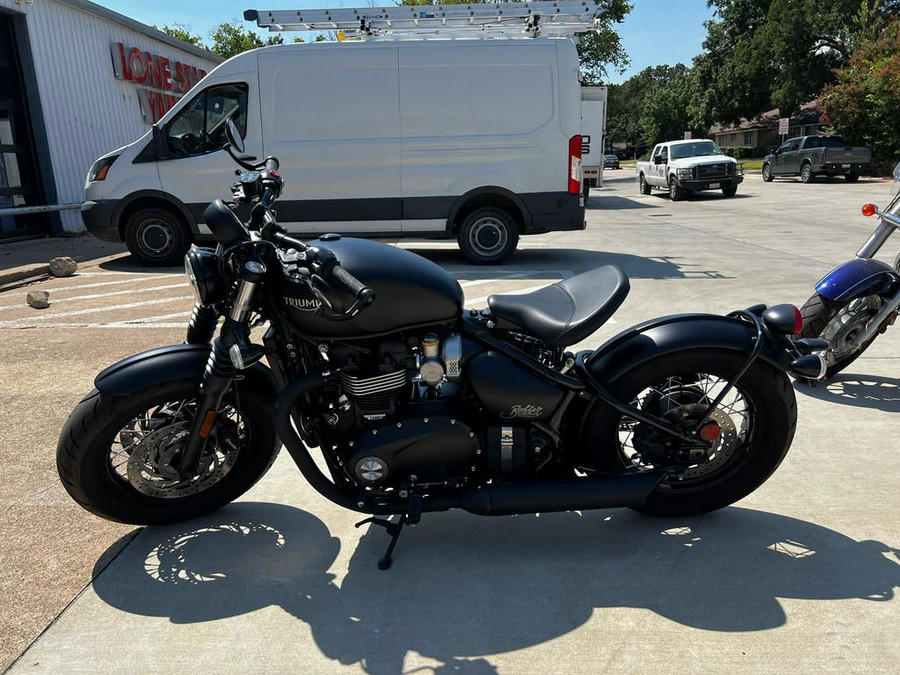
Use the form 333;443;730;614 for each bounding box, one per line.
355;456;389;484
340;369;408;399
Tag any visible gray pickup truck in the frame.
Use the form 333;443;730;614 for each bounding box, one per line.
762;135;871;183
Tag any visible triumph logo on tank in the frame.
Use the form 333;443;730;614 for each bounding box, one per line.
501;405;543;419
284;297;320;312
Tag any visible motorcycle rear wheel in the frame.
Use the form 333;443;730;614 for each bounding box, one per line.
798;293;881;380
583;350;797;517
57;378;280;525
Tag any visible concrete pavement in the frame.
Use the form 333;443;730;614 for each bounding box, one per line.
3;172;899;673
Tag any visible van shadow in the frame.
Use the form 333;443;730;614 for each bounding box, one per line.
408;248;728;281
99;256;183;274
92;502;899;674
795;373;900;412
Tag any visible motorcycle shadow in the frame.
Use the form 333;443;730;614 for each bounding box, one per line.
91;502;899;674
795;373;900;412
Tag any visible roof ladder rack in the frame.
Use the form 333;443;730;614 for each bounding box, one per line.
244;1;605;40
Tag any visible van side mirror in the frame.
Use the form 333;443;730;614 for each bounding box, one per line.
225;119;245;154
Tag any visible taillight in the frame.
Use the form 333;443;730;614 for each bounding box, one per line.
568;135;582;194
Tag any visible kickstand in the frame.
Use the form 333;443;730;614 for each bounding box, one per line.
355;495;422;570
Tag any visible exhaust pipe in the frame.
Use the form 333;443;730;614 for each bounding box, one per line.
275;374;665;517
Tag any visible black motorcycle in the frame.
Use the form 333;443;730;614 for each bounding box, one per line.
57;123;826;569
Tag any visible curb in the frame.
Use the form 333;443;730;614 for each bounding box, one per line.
0;265;51;288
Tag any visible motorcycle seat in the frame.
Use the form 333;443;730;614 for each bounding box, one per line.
487;265;630;348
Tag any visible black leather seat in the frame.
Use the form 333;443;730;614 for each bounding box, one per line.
487;265;630;348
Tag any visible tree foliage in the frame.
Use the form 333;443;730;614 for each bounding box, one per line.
819;16;900;162
156;23;204;47
210;22;285;59
695;0;900;124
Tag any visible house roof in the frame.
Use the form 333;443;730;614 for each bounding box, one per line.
710;101;820;135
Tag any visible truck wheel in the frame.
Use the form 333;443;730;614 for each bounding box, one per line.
457;207;519;265
762;164;773;182
722;186;738;197
668;178;686;201
799;163;815;184
639;174;652;195
845;172;859;183
124;206;191;267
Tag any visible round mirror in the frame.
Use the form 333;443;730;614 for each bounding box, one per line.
225;118;245;155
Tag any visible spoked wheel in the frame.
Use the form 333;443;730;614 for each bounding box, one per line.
582;350;797;516
57;378;279;525
798;293;884;380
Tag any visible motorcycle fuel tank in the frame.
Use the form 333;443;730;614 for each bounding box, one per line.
281;236;464;339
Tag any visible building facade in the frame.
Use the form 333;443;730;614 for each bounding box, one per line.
0;0;221;241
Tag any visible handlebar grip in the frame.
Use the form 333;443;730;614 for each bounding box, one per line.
331;264;374;305
264;157;280;172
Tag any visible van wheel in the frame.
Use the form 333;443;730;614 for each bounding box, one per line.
457;208;519;265
124;207;191;267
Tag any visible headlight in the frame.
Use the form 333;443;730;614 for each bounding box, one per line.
87;154;120;182
676;168;693;178
185;247;223;306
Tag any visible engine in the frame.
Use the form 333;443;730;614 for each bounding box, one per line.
323;331;479;490
319;329;566;491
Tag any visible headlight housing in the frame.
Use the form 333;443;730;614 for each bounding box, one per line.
676;167;693;179
87;154;120;182
185;247;223;306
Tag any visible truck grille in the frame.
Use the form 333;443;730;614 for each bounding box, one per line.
697;163;732;180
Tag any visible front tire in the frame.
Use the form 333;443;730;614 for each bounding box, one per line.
639;174;652;195
722;186;738;197
457;207;519;265
845;171;859;183
124;206;191;267
668;178;686;201
57;378;280;525
798;293;882;379
582;350;796;517
762;164;773;182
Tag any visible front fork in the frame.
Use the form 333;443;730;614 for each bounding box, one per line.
180;261;267;474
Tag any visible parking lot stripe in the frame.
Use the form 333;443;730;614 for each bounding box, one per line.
0;296;193;326
0;282;188;311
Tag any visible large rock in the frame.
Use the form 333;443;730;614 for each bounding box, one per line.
49;257;78;277
26;290;50;309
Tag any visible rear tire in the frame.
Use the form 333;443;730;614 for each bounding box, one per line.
800;162;815;183
581;350;796;517
798;293;882;380
845;172;859;183
123;206;191;267
457;207;519;265
57;378;280;525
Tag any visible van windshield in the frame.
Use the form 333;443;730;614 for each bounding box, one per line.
164;83;248;158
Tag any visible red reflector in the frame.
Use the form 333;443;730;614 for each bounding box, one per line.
861;203;877;217
792;305;803;335
270;170;281;179
699;422;721;442
199;410;217;438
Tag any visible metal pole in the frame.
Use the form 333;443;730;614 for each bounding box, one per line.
0;203;85;217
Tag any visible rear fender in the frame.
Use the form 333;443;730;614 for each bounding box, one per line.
94;343;278;398
583;313;789;383
814;258;900;302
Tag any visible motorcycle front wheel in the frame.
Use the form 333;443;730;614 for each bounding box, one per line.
57;377;280;525
798;293;882;380
582;350;797;517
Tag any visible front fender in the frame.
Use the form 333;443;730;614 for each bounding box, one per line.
815;258;900;302
583;313;788;383
95;344;278;398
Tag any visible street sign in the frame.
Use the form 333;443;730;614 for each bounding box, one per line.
778;117;789;135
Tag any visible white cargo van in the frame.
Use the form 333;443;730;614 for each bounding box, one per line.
83;36;586;265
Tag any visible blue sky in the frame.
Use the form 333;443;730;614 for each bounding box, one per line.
92;0;715;83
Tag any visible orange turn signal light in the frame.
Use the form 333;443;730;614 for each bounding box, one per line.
862;203;877;217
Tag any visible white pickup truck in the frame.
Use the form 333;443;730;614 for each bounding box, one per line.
636;139;743;201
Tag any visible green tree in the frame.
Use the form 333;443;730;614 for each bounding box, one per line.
156;23;204;47
210;22;284;59
638;65;704;145
696;0;900;124
819;16;900;164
